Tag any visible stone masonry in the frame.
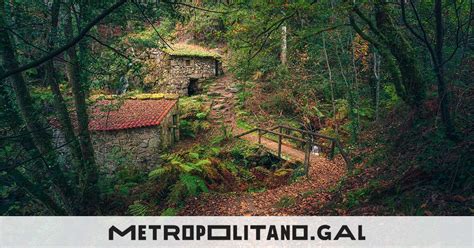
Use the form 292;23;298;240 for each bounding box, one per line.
143;45;222;96
91;101;179;171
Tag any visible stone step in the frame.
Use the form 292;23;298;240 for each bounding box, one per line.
227;87;239;93
212;103;226;110
213;99;227;104
209;87;226;92
207;92;221;97
222;93;234;98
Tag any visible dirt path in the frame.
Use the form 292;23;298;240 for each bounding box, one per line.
179;74;346;216
180;149;345;215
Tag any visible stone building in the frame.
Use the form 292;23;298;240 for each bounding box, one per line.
88;98;179;170
52;97;179;171
144;43;222;96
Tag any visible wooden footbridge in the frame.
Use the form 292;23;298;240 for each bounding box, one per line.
235;125;351;177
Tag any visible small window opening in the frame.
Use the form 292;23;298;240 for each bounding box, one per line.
185;59;191;66
188;78;199;96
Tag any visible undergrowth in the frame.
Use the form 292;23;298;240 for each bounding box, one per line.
101;139;303;215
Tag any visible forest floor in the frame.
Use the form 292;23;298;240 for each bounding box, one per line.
178;74;346;215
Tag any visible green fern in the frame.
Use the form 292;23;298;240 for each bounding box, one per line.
128;201;149;216
188;152;200;160
209;147;221;156
167;181;186;205
195;159;211;167
167;173;208;205
161;208;178;216
148;167;170;179
180;162;202;173
180;174;208;195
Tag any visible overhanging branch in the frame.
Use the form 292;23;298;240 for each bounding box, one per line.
0;0;128;81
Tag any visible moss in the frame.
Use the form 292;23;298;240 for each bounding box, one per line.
274;168;293;177
90;93;179;101
164;43;221;59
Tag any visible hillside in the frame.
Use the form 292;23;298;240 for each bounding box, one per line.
0;0;472;216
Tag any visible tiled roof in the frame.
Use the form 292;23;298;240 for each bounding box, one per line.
88;99;177;131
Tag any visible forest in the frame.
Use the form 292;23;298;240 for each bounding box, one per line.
0;0;472;216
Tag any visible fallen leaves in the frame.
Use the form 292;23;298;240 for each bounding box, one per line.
179;155;346;216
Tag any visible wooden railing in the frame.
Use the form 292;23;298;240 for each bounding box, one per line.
235;125;352;176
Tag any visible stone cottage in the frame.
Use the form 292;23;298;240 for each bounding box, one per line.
52;96;179;170
88;98;179;170
144;43;222;96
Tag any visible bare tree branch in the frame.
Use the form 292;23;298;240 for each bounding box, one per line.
131;0;173;50
0;0;128;81
162;0;231;14
86;34;131;61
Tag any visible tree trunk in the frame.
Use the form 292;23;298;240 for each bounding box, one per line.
64;6;99;214
6;170;67;215
0;0;74;210
322;34;338;135
374;0;426;110
0;71;68;215
434;0;456;139
373;51;381;121
280;25;287;65
45;0;85;184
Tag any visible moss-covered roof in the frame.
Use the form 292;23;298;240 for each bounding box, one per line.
163;43;221;59
90;93;179;101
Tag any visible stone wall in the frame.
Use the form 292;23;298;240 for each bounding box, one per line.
143;49;222;96
92;103;179;171
53;103;179;172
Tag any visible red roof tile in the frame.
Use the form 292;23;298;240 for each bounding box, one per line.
88;99;177;131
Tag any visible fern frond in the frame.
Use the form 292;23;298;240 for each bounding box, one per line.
128;201;149;216
180;174;208;195
148;167;170;179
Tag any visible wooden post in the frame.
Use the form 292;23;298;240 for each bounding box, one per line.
278;126;282;159
304;139;311;178
258;129;261;144
329;139;336;160
172;114;178;144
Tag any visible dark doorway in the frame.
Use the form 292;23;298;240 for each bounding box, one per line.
214;60;219;76
188;78;199;96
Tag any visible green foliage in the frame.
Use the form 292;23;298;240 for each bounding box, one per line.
344;180;381;209
179;120;195;138
289;163;306;183
275;196;296;208
248;187;266;193
148;167;171;180
210;123;233;144
128;201;149;216
301;190;316;198
184;8;227;46
30;87;54;105
179;96;211;138
159;171;208;206
160;207;178;216
196;112;207;120
126;18;176;48
236;119;254;130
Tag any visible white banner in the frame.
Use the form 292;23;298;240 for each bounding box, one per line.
0;217;472;247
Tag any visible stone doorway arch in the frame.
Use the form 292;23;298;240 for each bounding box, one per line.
187;78;199;96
